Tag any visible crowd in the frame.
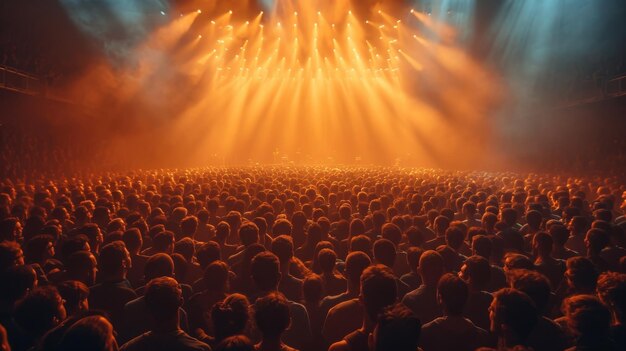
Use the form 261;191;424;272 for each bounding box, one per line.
0;166;625;351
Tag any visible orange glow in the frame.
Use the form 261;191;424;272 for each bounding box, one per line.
68;1;503;168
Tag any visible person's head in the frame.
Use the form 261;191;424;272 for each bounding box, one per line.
445;226;465;251
250;251;280;292
372;303;421;351
0;217;21;242
144;253;175;281
459;255;491;290
532;232;553;258
254;292;291;340
152;230;175;254
180;216;198;238
471;235;492;259
418;250;445;286
490;288;537;346
595;272;626;324
144;277;183;321
67;250;98;286
563;294;611;341
14;286;67;338
58;315;117;351
566;257;599;293
239;222;259;247
373;239;396;268
525;210;542;229
57;280;90;316
203;260;230;292
122;228;143;255
507;269;551;313
0;241;24;271
437;273;468;316
344;251;372;289
270;235;293;266
350;234;372;256
503;253;534;272
549;224;570;248
434;215;450;236
585;228;609;255
303;274;324;304
97;241;131;280
271;219;292;236
360;265;397;322
381;223;402;247
216;221;231;241
196;241;221;268
317;248;337;274
214;335;255;351
211;293;250;341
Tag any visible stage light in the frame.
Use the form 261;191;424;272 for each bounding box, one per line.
160;11;165;16
197;9;201;14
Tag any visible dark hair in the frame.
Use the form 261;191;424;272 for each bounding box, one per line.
344;251;372;286
144;253;174;281
239;222;260;246
563;294;611;339
566;257;598;292
196;241;221;268
373;239;396;268
203;260;230;292
271;235;294;264
492;288;537;341
374;303;421;351
250;251;280;291
317;248;337;273
303;273;324;303
437;273;468;315
57;280;89;314
122;228;143;254
507;269;551;313
211;293;250;342
361;265;397;321
462;255;491;288
419;250;444;285
144;277;182;320
97;241;128;278
254;292;291;338
14;286;65;336
59;315;116;351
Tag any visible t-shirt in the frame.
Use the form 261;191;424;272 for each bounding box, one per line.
419;316;491;351
120;330;211;351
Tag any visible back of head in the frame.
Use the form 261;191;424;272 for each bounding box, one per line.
563;294;611;339
59;315;116;351
271;235;293;264
374;303;421;351
445;226;465;250
144;276;182;320
239;222;260;246
317;248;337;273
97;241;128;279
303;273;324;303
491;288;537;342
211;293;250;341
254;292;291;339
203;260;230;292
197;241;221;268
144;253;175;281
566;256;599;292
507;269;551;312
381;223;402;246
419;250;445;286
14;286;66;337
361;264;397;321
437;273;468;315
461;255;491;289
596;272;626;323
373;239;396;268
250;251;280;292
471;235;492;259
344;251;372;286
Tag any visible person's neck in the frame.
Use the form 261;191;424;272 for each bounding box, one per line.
346;282;359;296
152;317;180;334
280;263;291;275
258;336;284;351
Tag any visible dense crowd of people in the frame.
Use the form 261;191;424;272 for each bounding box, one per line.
0;166;625;351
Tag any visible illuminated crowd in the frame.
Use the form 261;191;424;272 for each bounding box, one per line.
0;167;625;351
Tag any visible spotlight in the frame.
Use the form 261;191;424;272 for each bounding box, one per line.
197;9;202;14
160;11;165;16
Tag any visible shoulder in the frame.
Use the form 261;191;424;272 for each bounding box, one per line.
328;340;350;351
